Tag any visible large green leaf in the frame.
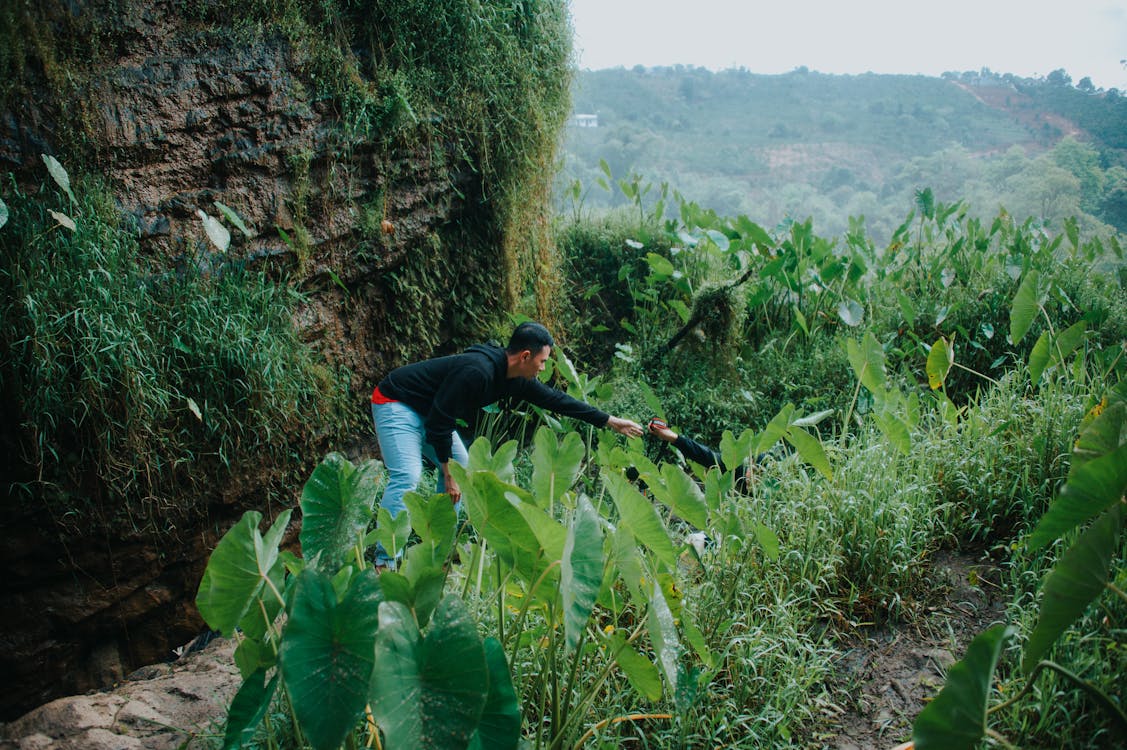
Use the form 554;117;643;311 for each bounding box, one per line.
222;670;278;750
647;580;683;695
196;510;291;636
300;453;380;571
1053;319;1087;363
459;468;546;583
280;568;383;750
846;331;887;394
836;298;864;327
1009;269;1041;345
370;597;488;749
720;428;756;474
562;496;604;652
1027;330;1052;386
467;436;518;483
608;631;662;701
753;404;795;457
913;624;1013;750
659;463;709;530
0;197;8;230
1023;504;1124;673
531;427;585;509
784;425;833;481
1027;440;1127;550
926;337;953;390
403;491;458;567
467;639;521;750
604;473;676;568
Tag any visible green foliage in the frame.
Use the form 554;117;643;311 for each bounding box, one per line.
1;165;347;532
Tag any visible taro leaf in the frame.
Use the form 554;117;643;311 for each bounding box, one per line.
873;410;912;456
467;436;518;483
611;525;646;603
531;426;585;509
647;580;683;695
562;496;604;653
48;209;76;231
213;200;255;238
705;229;730;252
1027;401;1127;550
753;404;795;457
913;624;1014;750
280;568;383;750
926;337;954;390
607;630;662;701
299;452;380;572
720;428;755;475
784;425;833;481
391;554;447;629
846;331;887;394
659;463;708;530
467;638;521;750
1028;330;1052;386
403;491;457;567
42;154;76;204
646;252;676;278
792;408;835;427
836;298;864;327
638;380;666;420
604;473;676;568
222;669;278;750
196;509;291;636
0;197;8;229
458;468;546;584
1023;504;1123;673
373;506;413;562
1009;269;1041;345
1053;320;1087;363
370;597;488;750
233;637;274;678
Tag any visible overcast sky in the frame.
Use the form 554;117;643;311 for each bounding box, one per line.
569;0;1127;91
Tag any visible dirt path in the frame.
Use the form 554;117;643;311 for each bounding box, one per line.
823;550;1007;749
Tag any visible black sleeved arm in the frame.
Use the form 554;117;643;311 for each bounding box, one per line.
509;378;611;427
672;434;727;472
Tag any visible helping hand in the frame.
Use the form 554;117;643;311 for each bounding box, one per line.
607;416;644;438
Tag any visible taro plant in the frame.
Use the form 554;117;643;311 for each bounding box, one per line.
195;452;518;750
911;380;1126;748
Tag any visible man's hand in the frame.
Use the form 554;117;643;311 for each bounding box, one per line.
442;464;462;504
606;415;644;438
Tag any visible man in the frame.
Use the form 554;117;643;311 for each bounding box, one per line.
370;321;644;566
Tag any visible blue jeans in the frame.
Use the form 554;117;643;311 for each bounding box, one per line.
371;401;468;565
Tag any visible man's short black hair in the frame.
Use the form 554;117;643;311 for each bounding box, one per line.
506;321;554;354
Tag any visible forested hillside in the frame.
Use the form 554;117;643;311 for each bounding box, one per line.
560;66;1127;242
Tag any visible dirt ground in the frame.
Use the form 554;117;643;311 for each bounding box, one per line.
820;549;1007;749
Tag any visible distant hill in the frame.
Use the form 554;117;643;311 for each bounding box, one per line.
559;66;1127;241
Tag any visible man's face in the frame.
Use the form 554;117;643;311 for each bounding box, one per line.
516;345;551;379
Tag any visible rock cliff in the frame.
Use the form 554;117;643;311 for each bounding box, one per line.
0;0;569;719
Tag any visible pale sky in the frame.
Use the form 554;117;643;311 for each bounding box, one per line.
569;0;1127;91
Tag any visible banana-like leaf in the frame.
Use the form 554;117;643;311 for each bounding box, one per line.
608;631;662;701
197;208;231;252
562;496;604;652
196;509;291;636
42;154;76;204
846;331;887;394
604;473;676;568
371;597;488;749
784;425;833;481
1009;269;1040;345
926;337;954;390
1023;503;1123;673
647;580;683;695
913;624;1014;750
280;568;383;750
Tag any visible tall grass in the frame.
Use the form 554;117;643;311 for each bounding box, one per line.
1;177;348;532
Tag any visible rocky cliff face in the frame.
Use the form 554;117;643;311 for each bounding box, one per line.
0;1;512;719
